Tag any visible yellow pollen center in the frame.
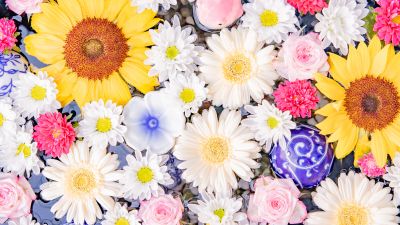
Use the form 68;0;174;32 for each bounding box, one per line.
115;217;130;225
179;88;196;103
338;204;368;225
137;167;154;183
70;169;96;193
96;117;112;133
392;15;400;24
52;128;62;138
83;38;104;59
213;208;225;223
260;10;279;27
0;113;4;127
31;85;47;101
223;54;251;84
266;117;279;129
202;137;229;164
16;143;31;158
166;46;180;60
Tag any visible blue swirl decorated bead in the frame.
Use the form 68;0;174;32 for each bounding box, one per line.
0;51;29;98
269;124;334;189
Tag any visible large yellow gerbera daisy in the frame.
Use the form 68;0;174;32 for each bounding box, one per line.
24;0;160;107
315;36;400;167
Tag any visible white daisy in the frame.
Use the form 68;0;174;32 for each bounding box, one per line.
305;172;399;225
0;100;17;141
78;100;127;151
131;0;177;12
11;71;60;119
384;153;400;206
199;28;279;109
314;0;369;55
102;202;141;225
146;16;203;82
174;107;261;194
40;141;122;225
241;0;299;44
163;74;208;117
242;100;296;152
188;192;247;225
120;150;173;201
0;126;43;176
8;214;41;225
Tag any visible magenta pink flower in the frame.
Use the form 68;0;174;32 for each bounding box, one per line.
33;112;76;158
358;153;386;178
287;0;327;15
0;18;17;53
374;0;400;45
273;80;319;118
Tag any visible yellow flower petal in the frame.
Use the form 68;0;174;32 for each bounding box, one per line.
119;59;158;94
102;0;129;21
39;60;66;77
123;16;160;37
71;77;89;107
368;35;382;65
117;4;156;32
128;47;148;61
334;124;359;159
347;45;363;79
381;53;400;81
353;133;370;167
370;44;395;77
57;0;83;26
316;111;347;135
357;41;370;77
56;71;78;106
382;120;400;148
315;73;346;101
328;53;351;87
126;32;153;47
24;34;65;64
103;73;132;105
77;0;104;18
315;101;343;116
370;130;388;167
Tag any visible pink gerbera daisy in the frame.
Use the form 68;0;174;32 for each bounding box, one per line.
33;112;76;157
374;0;400;45
287;0;327;15
0;18;17;53
273;80;319;118
358;153;386;178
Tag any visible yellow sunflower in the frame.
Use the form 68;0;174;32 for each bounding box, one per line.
315;36;400;167
24;0;160;107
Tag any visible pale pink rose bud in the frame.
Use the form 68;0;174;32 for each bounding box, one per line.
139;195;184;225
5;0;42;15
195;0;243;30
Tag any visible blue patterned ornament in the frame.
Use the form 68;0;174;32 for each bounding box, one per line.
270;124;334;189
0;51;29;98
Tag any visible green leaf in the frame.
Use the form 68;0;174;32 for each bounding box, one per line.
364;6;377;39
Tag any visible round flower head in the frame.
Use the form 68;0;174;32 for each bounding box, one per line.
314;0;368;55
33;112;76;157
5;0;42;15
131;0;177;12
0;101;17;142
101;203;141;225
358;153;386;178
384;153;400;205
138;195;183;225
78;100;127;151
287;0;327;15
0;18;17;53
199;27;279;109
374;0;400;45
241;0;299;44
273;80;319;118
7;214;40;225
11;71;60;119
194;0;243;30
120;150;173;201
146;16;203;82
123;91;185;154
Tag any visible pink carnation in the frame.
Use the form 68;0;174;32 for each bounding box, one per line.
287;0;327;15
358;153;386;178
273;80;319;118
33;112;76;158
0;18;17;53
5;0;42;15
139;195;183;225
374;0;400;45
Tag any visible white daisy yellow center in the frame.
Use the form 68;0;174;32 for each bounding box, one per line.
338;204;368;225
0;113;4;127
96;117;112;133
115;217;129;225
223;54;251;84
16;143;31;158
392;15;400;24
202;137;229;164
31;85;47;101
70;169;96;193
166;46;180;60
260;10;279;27
213;208;225;223
266;117;279;129
180;88;196;103
137;166;154;183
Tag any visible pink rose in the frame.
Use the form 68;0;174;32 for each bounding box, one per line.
247;177;307;225
275;32;329;81
5;0;42;15
195;0;243;30
0;173;36;223
139;195;183;225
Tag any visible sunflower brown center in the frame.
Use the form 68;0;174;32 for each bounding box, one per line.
344;76;400;132
64;18;128;80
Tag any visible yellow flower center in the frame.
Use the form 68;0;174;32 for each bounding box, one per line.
52;128;62;139
202;137;229;164
115;217;129;225
179;88;196;103
16;143;31;158
70;169;96;193
83;38;104;59
0;113;4;127
213;208;225;223
338;204;368;225
260;10;279;27
137;167;154;183
31;85;47;101
392;15;400;24
266;117;279;129
96;117;112;133
223;54;251;84
166;46;180;60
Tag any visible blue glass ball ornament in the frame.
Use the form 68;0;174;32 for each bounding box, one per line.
0;51;29;98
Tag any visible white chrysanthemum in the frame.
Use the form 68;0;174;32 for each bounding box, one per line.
314;0;369;55
0;101;17;141
384;153;400;206
131;0;177;12
174;107;261;194
120;150;173;201
241;0;299;44
146;16;203;82
8;214;41;225
188;192;247;225
242;100;296;152
40;141;122;225
164;74;208;117
102;203;141;225
78;100;127;151
11;71;60;119
305;172;399;225
0;127;43;176
199;28;279;109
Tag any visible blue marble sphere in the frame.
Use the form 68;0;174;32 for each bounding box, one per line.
270;124;334;189
0;51;29;98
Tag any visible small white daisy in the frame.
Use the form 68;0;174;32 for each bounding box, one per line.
120;150;173;201
145;15;204;82
131;0;177;12
0;100;17;141
188;191;247;225
163;74;208;117
8;214;41;225
314;0;369;55
78;100;127;151
384;153;400;206
242;100;296;152
241;0;299;44
11;71;60;119
102;202;141;225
